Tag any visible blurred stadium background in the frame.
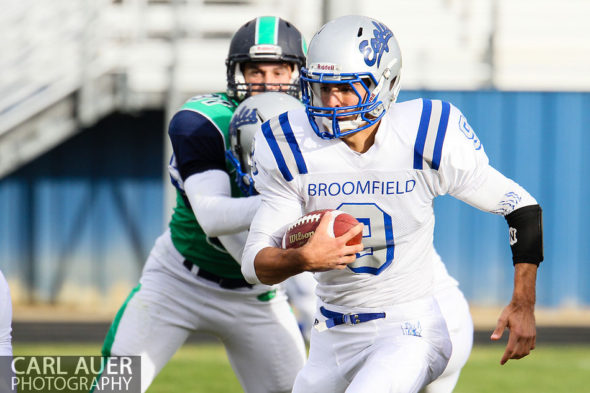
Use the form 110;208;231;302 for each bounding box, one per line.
1;0;590;343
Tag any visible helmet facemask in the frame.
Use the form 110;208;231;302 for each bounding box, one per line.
302;59;400;139
229;60;301;101
226;16;307;102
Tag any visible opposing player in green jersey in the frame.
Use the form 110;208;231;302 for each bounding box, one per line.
100;16;308;393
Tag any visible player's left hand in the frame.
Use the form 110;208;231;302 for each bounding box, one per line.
490;299;536;365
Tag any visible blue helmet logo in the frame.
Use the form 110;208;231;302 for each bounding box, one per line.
358;21;393;68
229;106;258;137
227;106;259;196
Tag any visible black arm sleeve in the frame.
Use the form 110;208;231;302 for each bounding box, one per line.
505;204;544;266
168;110;227;181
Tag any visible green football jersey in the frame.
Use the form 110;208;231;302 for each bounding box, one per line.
168;93;246;279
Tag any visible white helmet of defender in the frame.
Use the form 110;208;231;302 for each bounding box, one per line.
301;15;402;139
226;92;304;195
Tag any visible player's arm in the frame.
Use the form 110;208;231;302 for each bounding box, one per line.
168;110;260;237
215;231;249;264
455;166;542;364
241;128;363;285
184;171;260;237
244;209;363;285
439;104;542;364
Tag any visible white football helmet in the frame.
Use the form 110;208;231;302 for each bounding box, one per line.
301;15;402;139
226;92;304;195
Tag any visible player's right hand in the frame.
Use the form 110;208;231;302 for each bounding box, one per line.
298;211;364;272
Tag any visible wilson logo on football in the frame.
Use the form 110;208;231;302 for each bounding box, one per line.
289;231;315;244
282;209;362;249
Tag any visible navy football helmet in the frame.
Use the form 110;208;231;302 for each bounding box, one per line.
226;16;307;101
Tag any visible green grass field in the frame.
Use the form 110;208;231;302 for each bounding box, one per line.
13;342;590;392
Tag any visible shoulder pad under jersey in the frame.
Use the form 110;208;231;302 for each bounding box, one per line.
258;110;309;182
412;98;453;171
180;93;237;138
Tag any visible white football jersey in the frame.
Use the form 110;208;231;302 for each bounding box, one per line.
243;98;536;308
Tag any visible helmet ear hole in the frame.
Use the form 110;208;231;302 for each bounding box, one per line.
389;76;397;91
361;77;374;93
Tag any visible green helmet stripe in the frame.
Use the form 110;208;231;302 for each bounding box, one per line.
256;16;278;45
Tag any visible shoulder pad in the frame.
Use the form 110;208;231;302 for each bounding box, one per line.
181;93;237;133
259;111;308;182
413;98;452;171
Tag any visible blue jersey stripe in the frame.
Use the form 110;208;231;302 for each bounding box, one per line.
431;101;450;170
413;99;432;169
261;120;293;181
279;112;308;175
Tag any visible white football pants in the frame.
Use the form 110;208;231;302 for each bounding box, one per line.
423;285;473;393
282;276;473;393
104;230;306;393
293;296;452;393
283;271;317;342
0;270;13;356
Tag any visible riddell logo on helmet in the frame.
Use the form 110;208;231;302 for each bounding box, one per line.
250;44;282;56
312;63;340;71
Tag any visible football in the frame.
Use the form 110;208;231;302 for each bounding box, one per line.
282;209;362;249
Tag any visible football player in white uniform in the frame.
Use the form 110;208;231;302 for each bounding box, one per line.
0;270;14;393
0;270;13;356
242;15;542;393
230;94;473;392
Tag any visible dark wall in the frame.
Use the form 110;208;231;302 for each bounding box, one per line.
0;110;166;302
